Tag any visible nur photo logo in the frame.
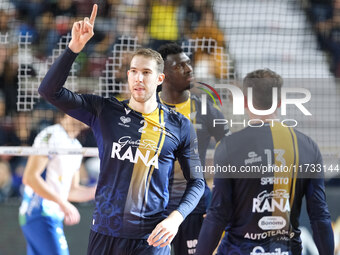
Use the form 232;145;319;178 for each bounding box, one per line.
197;83;312;128
197;82;223;115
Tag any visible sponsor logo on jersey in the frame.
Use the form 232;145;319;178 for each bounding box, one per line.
124;108;131;115
42;133;52;143
252;189;290;213
261;177;289;185
245;151;262;165
111;141;159;168
250;246;289;255
258;216;286;230
244;151;262;165
119;116;131;127
245;229;294;240
118;136;158;151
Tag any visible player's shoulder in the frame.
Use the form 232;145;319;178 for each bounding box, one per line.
34;124;62;145
90;96;131;115
216;127;254;151
161;103;187;122
82;93;124;106
294;128;320;151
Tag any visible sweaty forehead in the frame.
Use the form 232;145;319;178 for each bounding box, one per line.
166;53;190;67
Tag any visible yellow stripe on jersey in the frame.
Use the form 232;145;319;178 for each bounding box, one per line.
270;123;299;231
159;92;191;120
288;127;299;209
190;98;196;125
143;110;166;209
124;108;166;215
159;94;193;192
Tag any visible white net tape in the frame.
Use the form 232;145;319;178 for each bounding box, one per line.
0;146;98;157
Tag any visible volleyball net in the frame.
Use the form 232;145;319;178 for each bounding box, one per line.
0;0;339;176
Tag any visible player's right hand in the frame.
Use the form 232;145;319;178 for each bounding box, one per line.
68;4;97;53
60;200;81;226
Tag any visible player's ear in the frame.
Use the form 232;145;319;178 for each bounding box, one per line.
244;95;248;109
157;73;165;85
277;100;281;108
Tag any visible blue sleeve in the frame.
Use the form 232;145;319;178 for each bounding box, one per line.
175;118;205;219
305;147;334;255
38;47;103;126
196;140;232;254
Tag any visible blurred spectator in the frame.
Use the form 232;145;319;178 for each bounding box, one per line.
12;0;45;24
0;160;12;202
193;51;217;82
15;7;39;44
0;46;18;115
136;24;150;46
49;0;78;18
12;111;31;146
146;0;183;49
115;0;145;37
74;0;100;17
308;0;333;50
190;6;229;79
0;8;19;115
310;0;340;77
35;11;59;57
27;101;58;145
32;0;78;57
0;92;23;199
0;91;21;148
191;6;226;48
184;0;211;36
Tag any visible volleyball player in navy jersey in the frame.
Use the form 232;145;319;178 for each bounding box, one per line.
38;5;204;255
157;43;230;255
195;69;334;255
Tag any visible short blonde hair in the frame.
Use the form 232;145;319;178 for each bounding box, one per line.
132;48;164;73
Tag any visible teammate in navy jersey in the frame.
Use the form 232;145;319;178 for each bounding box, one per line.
157;43;229;255
38;5;204;255
195;69;334;255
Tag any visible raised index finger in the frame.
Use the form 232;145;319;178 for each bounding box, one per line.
89;4;98;25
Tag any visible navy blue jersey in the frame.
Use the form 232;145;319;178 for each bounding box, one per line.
38;48;205;239
196;123;334;255
158;93;229;214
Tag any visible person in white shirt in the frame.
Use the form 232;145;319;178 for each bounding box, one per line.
19;113;96;255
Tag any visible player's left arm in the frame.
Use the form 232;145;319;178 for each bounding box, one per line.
305;143;334;255
68;169;96;203
174;119;205;217
147;210;184;248
196;139;232;254
147;119;205;248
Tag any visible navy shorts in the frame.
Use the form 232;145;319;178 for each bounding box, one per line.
87;230;171;255
171;213;204;255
